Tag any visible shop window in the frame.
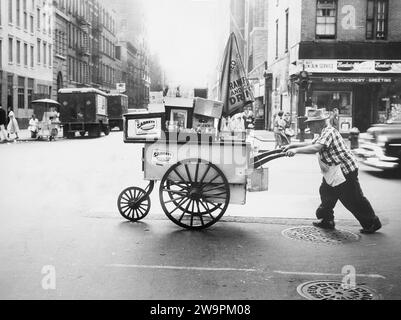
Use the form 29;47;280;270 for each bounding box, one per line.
366;0;388;40
312;91;353;132
316;0;337;39
18;77;25;109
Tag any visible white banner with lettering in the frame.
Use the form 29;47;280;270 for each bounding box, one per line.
299;60;401;74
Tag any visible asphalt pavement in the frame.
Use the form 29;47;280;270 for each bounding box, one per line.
0;130;400;300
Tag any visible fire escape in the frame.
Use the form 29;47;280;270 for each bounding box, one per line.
76;14;91;86
91;17;102;86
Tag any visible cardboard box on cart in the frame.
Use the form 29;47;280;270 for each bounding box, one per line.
123;104;166;143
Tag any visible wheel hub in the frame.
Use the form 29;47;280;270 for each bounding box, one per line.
189;187;201;200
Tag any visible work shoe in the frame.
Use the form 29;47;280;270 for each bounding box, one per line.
313;220;336;230
360;218;382;234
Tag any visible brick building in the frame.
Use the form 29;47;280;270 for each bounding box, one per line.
52;0;121;99
0;0;54;127
270;0;401;134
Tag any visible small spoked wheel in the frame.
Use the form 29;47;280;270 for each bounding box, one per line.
118;187;151;222
159;159;230;230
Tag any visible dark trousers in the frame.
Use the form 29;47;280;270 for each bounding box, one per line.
316;170;379;228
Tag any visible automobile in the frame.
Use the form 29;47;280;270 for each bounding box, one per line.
353;122;401;171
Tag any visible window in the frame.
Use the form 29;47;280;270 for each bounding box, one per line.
17;0;20;27
28;78;34;109
30;15;34;33
37;39;40;63
37;8;40;29
316;0;337;39
16;40;21;64
18;77;25;109
285;9;289;52
8;37;13;63
30;45;34;67
366;0;388;40
275;19;279;59
9;0;13;24
43;42;46;65
24;43;28;66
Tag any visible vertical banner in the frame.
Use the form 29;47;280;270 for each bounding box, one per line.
219;33;254;116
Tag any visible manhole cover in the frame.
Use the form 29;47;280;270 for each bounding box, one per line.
282;226;360;245
297;280;380;300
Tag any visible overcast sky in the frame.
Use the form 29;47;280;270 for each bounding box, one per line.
144;0;229;88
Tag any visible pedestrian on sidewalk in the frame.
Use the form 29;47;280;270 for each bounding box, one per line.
28;114;39;139
284;112;295;144
7;107;20;140
0;104;8;142
273;111;289;149
283;109;382;234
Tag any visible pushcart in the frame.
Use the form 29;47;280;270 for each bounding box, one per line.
31;99;61;141
117;113;286;230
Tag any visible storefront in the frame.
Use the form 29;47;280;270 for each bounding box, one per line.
292;59;401;133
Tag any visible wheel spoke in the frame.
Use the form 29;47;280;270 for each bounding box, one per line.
206;173;221;185
169;198;190;215
178;200;193;222
164;196;187;204
167;179;190;190
201;184;226;193
121;206;131;215
194;161;200;183
199;163;212;184
173;168;186;182
184;164;192;183
161;189;188;196
196;201;205;226
122;195;131;202
190;201;195;227
199;199;217;219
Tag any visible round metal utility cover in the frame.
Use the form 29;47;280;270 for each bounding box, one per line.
282;226;360;245
297;280;380;300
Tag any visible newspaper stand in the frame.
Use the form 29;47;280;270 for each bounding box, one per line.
118;110;285;230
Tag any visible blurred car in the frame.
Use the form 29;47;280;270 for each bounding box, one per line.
353;122;401;171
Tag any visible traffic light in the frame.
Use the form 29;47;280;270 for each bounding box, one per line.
299;71;310;90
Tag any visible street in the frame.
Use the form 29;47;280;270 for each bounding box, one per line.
0;132;400;300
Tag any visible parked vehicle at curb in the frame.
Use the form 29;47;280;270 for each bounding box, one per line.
58;88;110;138
107;93;128;131
353;122;401;171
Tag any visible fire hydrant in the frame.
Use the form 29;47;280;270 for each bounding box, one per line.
349;127;360;150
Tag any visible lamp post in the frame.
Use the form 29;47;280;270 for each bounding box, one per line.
263;61;272;131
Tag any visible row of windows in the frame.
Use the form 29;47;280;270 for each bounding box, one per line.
274;0;390;60
6;37;52;68
316;0;388;40
55;0;116;34
0;0;52;36
66;57;117;85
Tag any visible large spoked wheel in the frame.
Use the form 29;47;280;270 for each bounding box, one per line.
118;187;151;222
159;159;230;230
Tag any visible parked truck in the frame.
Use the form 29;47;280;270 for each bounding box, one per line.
58;88;110;138
107;93;129;131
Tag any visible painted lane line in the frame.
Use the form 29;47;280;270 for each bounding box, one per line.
106;264;258;272
274;270;386;279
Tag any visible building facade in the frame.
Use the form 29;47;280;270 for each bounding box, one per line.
271;0;401;134
52;0;121;99
0;0;54;127
229;0;269;129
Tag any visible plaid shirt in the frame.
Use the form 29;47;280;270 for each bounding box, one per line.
313;126;358;175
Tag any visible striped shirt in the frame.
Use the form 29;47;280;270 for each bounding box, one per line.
313;126;358;175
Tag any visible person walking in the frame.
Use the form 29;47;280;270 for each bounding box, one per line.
273;111;289;149
284;112;295;144
0;104;8;142
7;107;20;140
284;109;382;234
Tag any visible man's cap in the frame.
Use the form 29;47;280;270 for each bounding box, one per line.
305;108;330;123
